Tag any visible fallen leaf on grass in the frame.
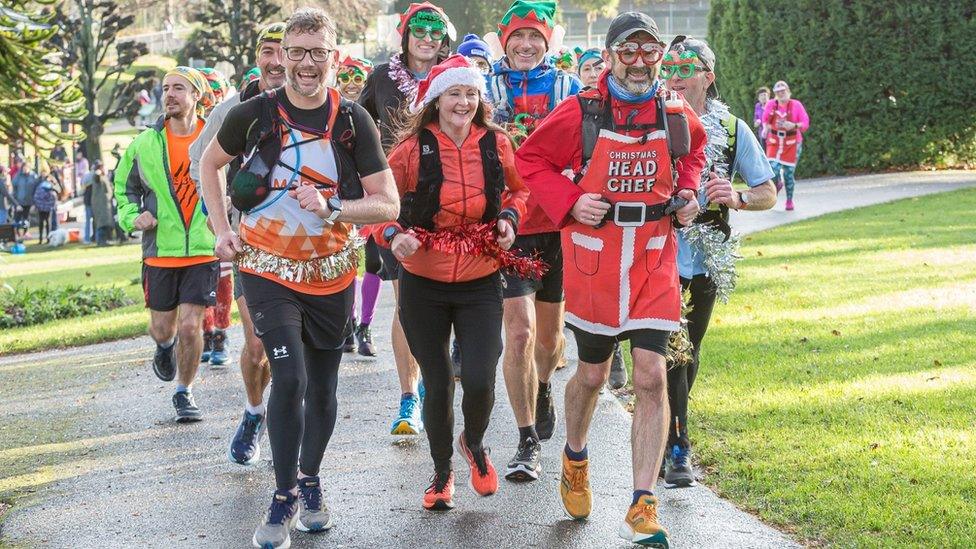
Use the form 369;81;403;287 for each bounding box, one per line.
870;442;880;450
933;360;942;367
831;330;841;336
799;337;809;343
756;251;763;256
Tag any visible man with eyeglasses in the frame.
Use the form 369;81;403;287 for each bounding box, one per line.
515;12;706;546
661;36;776;489
359;1;455;439
189;21;286;468
198;9;399;548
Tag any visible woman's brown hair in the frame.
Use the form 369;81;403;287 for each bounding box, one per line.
392;89;511;149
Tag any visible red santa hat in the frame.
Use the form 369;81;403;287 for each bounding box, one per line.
411;54;487;112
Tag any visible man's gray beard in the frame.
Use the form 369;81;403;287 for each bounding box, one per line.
622;79;652;95
288;76;324;98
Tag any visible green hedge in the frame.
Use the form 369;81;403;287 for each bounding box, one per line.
0;286;134;329
708;1;976;176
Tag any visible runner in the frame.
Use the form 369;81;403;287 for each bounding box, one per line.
662;36;777;488
360;1;455;436
375;55;529;509
486;0;585;482
198;9;398;548
196;67;234;367
515;13;706;546
114;66;217;423
334;55;381;356
575;47;605;89
763;80;809;210
189;22;286;465
457;33;493;74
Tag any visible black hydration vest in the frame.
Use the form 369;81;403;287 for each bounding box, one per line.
398;129;505;231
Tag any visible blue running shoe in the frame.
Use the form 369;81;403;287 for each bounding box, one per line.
390;393;423;435
252;490;298;548
209;329;230;366
229;410;265;465
664;442;695;487
418;379;426;403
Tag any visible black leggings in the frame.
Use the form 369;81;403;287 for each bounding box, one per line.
36;209;51;242
398;270;504;473
364;236;382;275
259;325;342;491
666;275;717;445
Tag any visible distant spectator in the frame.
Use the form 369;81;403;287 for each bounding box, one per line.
11;164;37;236
137;88;154;125
152;78;163;112
80;166;96;242
75;152;90;181
33;170;60;244
50;142;69;164
0;166;18;225
88;160;115;246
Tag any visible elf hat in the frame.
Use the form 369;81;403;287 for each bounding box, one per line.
397;2;457;41
340;56;374;75
497;0;557;48
411;54;487;112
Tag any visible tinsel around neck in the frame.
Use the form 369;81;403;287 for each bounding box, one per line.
388;53;420;103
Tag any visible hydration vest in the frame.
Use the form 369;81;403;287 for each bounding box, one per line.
398;129;505;231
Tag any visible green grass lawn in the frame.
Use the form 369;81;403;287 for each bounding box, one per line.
650;188;976;546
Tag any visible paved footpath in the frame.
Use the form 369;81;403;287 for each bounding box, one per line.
2;171;973;548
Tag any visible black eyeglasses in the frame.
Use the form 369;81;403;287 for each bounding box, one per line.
283;47;334;62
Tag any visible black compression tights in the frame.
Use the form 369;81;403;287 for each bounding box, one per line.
398;271;503;474
666;275;717;446
260;326;342;491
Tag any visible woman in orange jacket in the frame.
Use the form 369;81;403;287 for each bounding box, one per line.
373;55;528;511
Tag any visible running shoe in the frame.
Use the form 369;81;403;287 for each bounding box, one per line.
560;452;592;519
153;340;177;382
455;432;498;496
619;494;670;547
252;490;299;549
664;442;696;487
200;331;213;363
423;470;455;510
229;410;265;465
390;393;423;435
451;338;462;379
355;323;376;357
608;344;628;389
505;437;542;482
535;382;556;441
342;319;356;353
296;476;333;533
786;198;795;211
210;329;229;366
173;391;202;423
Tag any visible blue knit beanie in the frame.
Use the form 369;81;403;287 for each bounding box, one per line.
457;33;492;62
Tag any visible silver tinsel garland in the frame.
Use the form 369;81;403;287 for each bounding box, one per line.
237;234;364;284
680;98;741;303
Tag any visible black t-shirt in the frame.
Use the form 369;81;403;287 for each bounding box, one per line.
217;89;389;179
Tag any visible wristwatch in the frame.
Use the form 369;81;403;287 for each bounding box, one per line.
382;225;402;245
325;196;342;223
737;190;749;210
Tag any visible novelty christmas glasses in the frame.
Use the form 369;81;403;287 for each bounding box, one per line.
612;41;664;66
659;51;709;79
337;70;366;85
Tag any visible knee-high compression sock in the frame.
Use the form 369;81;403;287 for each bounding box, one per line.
360;273;381;326
202;307;215;333
214;269;233;329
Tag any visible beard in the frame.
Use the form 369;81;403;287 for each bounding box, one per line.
621;66;654;95
287;66;325;98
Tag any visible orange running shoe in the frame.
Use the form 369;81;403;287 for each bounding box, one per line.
618;494;670;547
455;432;498;496
423;470;455;510
560;452;592;519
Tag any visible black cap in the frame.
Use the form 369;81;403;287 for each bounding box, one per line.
605;12;663;50
668;35;719;98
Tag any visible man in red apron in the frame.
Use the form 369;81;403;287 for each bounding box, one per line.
516;12;706;548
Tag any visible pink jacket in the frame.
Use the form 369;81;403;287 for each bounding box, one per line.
763;99;810;143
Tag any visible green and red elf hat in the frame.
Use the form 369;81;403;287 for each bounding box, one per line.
340;56;374;75
396;2;457;41
497;0;557;48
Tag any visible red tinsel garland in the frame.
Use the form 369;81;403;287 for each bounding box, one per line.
411;222;549;280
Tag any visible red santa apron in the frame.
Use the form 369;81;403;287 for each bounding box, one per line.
765;102;799;166
563;128;681;336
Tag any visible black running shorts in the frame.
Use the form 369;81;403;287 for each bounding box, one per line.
142;261;219;312
502;231;564;303
240;272;354;350
569;326;671;364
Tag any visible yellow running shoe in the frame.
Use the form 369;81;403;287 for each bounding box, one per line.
559;452;592;519
618;494;670;547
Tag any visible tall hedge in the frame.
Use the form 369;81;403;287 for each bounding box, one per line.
708;1;976;176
